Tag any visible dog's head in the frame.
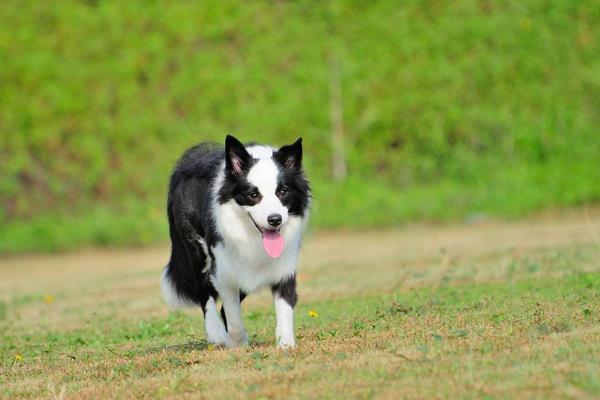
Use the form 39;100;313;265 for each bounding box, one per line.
217;135;310;257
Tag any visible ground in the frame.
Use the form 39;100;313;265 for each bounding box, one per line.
1;209;599;399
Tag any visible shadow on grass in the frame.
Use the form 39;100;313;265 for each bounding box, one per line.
144;339;212;355
141;337;273;356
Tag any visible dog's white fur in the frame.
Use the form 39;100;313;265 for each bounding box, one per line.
204;296;232;346
210;146;305;347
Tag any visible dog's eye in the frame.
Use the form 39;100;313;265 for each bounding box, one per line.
277;186;289;197
247;191;259;200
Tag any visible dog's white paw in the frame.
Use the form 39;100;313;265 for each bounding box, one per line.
206;334;230;348
277;342;295;350
227;329;249;348
276;335;295;349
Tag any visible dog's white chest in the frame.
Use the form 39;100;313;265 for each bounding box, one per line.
211;242;298;293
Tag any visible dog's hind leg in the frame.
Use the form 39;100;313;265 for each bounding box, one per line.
215;284;248;347
219;291;246;330
202;297;232;347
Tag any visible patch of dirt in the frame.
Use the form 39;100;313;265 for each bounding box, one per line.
1;207;599;301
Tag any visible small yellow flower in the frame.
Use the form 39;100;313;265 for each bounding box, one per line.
207;344;215;351
308;310;319;318
14;353;22;362
43;295;54;304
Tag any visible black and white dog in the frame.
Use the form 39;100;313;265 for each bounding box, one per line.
161;135;310;348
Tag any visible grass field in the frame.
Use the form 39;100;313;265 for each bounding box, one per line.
2;0;599;253
1;209;600;399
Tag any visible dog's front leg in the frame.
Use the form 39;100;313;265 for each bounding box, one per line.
272;276;297;349
218;284;248;347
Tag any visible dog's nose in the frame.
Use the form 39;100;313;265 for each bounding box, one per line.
267;214;282;227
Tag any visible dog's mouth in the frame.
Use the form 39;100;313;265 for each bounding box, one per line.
249;215;285;258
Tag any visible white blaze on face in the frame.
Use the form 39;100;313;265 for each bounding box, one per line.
245;158;288;229
246;145;274;159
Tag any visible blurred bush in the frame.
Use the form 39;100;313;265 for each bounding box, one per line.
0;1;599;253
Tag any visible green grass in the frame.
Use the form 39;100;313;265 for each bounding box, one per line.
2;158;600;253
1;219;599;398
1;0;600;253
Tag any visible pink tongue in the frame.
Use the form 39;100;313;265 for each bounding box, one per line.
262;230;285;258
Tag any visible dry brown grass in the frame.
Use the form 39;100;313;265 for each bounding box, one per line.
1;209;599;399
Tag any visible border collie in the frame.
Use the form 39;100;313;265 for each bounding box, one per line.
161;135;310;348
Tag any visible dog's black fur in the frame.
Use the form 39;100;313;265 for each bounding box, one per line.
165;143;223;311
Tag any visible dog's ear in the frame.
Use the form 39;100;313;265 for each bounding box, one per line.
275;138;303;169
225;135;250;175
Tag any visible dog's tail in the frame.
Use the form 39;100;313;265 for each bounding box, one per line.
160;266;196;309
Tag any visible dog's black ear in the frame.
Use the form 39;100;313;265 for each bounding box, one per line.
275;138;302;169
225;135;250;175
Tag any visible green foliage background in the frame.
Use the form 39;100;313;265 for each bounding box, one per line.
1;1;599;253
